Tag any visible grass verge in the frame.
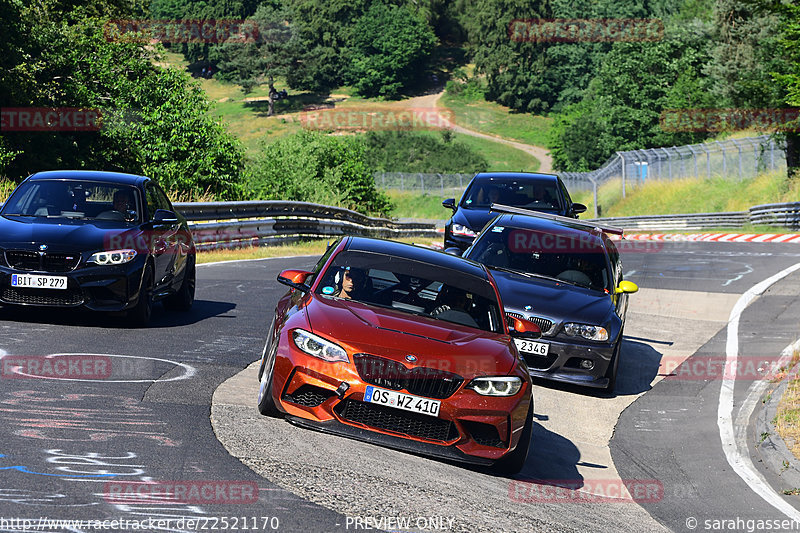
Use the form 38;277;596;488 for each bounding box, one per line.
570;171;800;218
774;344;800;459
440;90;553;148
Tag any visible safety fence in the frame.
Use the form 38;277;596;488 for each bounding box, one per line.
173;200;438;250
558;135;787;216
372;172;474;194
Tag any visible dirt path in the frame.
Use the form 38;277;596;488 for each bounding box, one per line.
400;90;553;173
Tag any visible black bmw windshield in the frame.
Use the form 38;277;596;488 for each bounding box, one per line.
461;178;561;211
1;180;141;224
468;225;613;292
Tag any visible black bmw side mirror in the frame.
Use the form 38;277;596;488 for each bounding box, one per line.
153;209;179;224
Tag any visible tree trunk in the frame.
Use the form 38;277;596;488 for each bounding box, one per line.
787;131;799;179
267;76;276;117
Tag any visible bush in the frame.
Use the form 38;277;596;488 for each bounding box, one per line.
248;131;393;216
444;78;486;102
362;130;487;173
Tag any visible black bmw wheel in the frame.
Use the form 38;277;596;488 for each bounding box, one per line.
605;339;622;393
129;264;154;327
164;255;195;311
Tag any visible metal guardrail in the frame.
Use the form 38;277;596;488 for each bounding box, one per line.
172;199;799;251
172;200;439;250
749;202;800;229
587;212;749;231
583;202;800;231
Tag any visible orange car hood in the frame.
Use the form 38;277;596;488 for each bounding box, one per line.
305;296;515;377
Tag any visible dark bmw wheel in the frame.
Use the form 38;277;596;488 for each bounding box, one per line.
129;264;154;326
605;339;622;393
164;256;195;311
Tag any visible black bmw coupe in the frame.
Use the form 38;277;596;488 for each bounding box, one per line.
461;207;638;391
0;170;196;325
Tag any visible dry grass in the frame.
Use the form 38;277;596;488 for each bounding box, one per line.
774;344;800;458
0;179;16;203
195;237;441;265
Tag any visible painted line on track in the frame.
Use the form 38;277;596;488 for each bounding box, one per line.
718;262;800;520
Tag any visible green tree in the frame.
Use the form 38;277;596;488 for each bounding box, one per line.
0;4;245;198
249;130;393;215
210;3;293;105
549;24;716;171
343;3;438;98
708;0;798;177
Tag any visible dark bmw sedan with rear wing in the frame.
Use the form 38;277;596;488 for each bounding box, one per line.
462;208;638;391
442;172;587;251
0;170;196;325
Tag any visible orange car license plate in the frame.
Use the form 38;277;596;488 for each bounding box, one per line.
364;386;440;417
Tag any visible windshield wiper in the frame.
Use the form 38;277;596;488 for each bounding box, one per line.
487;265;560;283
2;213;37;217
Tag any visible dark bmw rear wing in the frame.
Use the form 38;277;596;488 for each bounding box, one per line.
489;203;625;236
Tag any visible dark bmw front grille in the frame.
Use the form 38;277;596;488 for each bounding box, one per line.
282;385;335;408
336;400;458;442
523;352;558;370
1;287;84;306
5;251;80;273
353;354;463;399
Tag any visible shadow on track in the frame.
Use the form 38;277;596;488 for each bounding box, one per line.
0;299;236;329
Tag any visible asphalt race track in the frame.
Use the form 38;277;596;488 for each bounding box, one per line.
0;241;799;532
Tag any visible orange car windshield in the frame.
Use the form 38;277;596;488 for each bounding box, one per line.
316;251;504;334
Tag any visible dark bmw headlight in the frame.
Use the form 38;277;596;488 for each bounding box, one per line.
451;224;477;238
467;376;523;396
88;249;137;265
563;323;609;341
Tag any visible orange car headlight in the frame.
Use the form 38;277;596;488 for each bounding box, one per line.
467;376;523;396
292;329;349;363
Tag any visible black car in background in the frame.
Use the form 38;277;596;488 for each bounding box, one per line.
461;208;638;391
442;172;587;251
0;170;196;325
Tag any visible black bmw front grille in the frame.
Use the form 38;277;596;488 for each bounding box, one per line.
353;353;463;399
282;385;334;408
523;352;558;370
1;287;84;306
336;400;458;442
5;250;80;273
